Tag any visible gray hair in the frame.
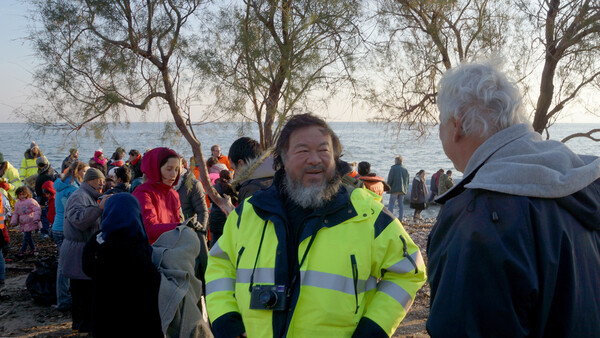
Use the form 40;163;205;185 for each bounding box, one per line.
437;60;528;138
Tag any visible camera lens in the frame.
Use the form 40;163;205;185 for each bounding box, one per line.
259;291;278;308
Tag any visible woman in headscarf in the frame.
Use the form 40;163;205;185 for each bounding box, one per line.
82;193;162;337
410;169;429;221
132;147;181;244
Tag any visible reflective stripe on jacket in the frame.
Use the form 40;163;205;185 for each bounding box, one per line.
206;186;426;337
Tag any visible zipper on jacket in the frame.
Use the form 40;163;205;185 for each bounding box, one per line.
399;235;419;274
236;246;245;269
350;254;359;314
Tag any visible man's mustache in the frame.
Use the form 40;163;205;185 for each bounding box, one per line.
304;165;326;173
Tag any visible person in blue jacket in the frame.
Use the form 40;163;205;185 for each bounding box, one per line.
428;60;600;337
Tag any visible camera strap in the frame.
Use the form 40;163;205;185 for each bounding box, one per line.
287;214;325;300
248;220;269;292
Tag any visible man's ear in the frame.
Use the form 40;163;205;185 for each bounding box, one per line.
452;117;465;142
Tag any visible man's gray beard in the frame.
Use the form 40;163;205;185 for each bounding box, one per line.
283;171;342;209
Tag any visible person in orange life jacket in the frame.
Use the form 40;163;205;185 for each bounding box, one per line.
132;148;181;244
357;161;390;196
338;160;363;189
211;144;232;171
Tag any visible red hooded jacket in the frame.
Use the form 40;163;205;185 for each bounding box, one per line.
42;180;56;224
132;147;181;244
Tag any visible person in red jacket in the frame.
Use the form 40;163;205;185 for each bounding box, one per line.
132;147;181;244
42;180;56;225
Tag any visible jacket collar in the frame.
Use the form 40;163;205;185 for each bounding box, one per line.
80;181;102;199
248;170;357;226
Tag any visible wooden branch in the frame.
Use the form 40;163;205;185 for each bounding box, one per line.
561;128;600;143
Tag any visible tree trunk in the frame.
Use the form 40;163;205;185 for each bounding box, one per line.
161;68;234;215
533;57;558;134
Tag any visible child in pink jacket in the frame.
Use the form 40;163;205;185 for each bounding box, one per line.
11;186;42;256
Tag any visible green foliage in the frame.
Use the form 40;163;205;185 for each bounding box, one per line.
23;0;211;140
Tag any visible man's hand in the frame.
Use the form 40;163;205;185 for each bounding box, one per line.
99;194;112;210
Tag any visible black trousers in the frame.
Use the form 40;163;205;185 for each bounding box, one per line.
70;279;93;332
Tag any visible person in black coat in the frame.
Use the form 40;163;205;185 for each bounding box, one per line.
82;193;162;337
208;170;238;246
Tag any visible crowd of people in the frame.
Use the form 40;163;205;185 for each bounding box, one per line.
0;59;598;337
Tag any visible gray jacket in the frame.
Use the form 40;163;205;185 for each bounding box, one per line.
387;164;409;194
60;182;102;280
152;225;213;337
176;170;209;228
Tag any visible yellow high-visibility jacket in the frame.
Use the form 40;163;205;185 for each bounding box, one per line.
206;184;426;337
2;161;23;200
20;152;46;181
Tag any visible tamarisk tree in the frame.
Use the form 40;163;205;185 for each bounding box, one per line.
25;0;233;212
196;0;363;148
365;0;516;135
520;0;600;141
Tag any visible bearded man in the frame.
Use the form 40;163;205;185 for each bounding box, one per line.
206;114;426;337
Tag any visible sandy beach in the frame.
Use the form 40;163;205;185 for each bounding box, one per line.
0;217;434;337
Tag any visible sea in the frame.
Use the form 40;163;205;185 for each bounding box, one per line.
1;122;598;218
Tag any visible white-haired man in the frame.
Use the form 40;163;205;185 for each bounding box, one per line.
206;114;426;337
427;61;600;336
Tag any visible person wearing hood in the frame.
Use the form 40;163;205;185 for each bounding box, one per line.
61;167;107;334
82;193;162;337
35;156;59;237
42;180;56;226
228;136;275;202
53;160;89;312
20;142;47;181
427;61;600;337
61;148;79;173
89;149;108;176
0;152;22;201
356;161;391;196
132;147;182;244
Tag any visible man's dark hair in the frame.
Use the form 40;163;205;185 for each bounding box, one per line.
115;165;132;183
228;137;263;167
129;149;140;157
338;160;352;175
447;170;453;175
273;113;342;171
358;161;371;176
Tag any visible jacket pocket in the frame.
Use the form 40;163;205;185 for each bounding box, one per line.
350;254;359;314
236;246;245;269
